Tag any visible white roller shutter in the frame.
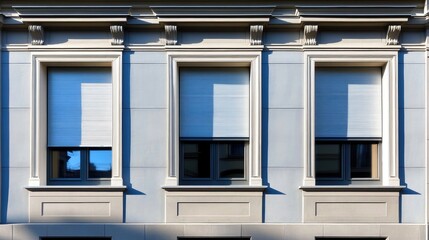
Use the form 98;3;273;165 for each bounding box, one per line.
180;67;250;138
48;67;112;147
315;67;382;139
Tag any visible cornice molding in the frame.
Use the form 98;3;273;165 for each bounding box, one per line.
13;6;130;24
151;5;275;17
20;17;127;24
301;17;409;24
250;25;263;45
386;25;401;45
110;25;124;45
158;17;270;24
28;25;44;45
165;25;177;45
304;25;318;45
296;5;416;17
13;5;131;17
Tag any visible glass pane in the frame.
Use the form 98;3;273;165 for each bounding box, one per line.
218;142;245;178
315;144;342;178
88;149;112;178
51;149;81;178
183;142;211;179
351;143;377;178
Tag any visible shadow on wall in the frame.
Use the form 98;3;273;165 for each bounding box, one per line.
121;55;146;222
261;51;287;223
1;51;11;223
397;52;422;223
0;223;283;240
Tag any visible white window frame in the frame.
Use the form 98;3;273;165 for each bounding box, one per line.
167;51;262;186
304;51;399;187
29;52;123;186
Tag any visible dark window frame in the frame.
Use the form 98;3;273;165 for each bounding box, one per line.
179;140;248;185
48;147;112;185
315;140;380;185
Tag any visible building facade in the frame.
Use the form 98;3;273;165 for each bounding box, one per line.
0;0;427;239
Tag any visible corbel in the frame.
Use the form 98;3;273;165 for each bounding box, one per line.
28;25;44;45
250;25;264;45
165;25;177;45
304;25;318;45
110;25;124;45
386;25;401;45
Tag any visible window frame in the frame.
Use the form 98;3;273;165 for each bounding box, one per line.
179;140;248;185
29;52;123;187
315;140;381;185
304;51;399;187
48;147;112;185
167;51;262;187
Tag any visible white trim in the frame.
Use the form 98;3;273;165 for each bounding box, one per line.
167;51;262;186
303;51;399;186
29;51;123;186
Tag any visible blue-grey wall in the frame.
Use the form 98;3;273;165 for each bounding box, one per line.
398;50;426;223
0;29;427;224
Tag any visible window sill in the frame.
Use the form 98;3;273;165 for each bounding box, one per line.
25;185;127;192
299;185;404;192
162;185;267;192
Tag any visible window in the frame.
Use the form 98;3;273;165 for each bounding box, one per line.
315;67;381;184
179;67;249;185
315;142;378;180
47;67;112;185
181;141;246;184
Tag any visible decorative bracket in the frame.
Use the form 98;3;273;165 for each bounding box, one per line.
165;25;177;45
250;25;264;45
28;25;44;45
386;25;401;45
304;25;318;45
110;25;124;45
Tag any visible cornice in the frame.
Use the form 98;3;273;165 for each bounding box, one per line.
301;17;409;24
11;5;130;24
13;5;131;17
150;5;275;17
296;5;417;17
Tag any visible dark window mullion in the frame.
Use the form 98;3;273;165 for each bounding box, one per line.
211;143;217;181
81;148;88;182
342;143;348;181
